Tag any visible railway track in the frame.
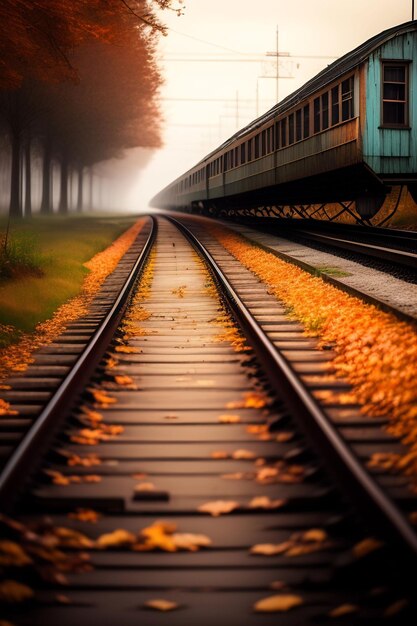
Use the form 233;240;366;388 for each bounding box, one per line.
1;216;416;625
231;217;417;274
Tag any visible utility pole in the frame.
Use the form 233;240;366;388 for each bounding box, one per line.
276;27;279;102
265;26;291;104
413;0;415;20
236;90;239;129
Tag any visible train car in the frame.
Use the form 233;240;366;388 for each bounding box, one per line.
151;21;417;222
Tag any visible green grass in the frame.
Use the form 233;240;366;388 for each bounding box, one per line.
314;265;352;277
0;213;138;347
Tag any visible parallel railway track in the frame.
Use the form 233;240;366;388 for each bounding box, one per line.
1;215;417;625
230;218;417;274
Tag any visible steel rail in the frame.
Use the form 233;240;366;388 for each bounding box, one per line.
0;217;157;512
292;229;417;268
166;214;417;563
237;218;417;268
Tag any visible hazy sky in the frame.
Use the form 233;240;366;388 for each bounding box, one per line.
126;0;413;209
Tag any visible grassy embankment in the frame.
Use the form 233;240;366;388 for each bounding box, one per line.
0;214;138;348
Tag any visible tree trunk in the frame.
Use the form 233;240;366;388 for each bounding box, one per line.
76;165;84;212
9;128;22;218
24;132;32;217
59;153;69;214
40;135;52;214
89;169;94;210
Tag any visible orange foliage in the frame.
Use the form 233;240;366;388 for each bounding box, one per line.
208;224;417;476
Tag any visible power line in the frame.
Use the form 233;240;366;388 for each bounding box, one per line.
166;27;249;55
161;97;271;102
163;56;337;62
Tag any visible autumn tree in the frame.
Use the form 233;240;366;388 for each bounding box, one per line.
0;1;183;89
0;0;183;216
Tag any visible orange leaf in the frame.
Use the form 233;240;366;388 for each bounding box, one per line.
198;500;240;517
144;599;180;612
254;594;303;613
218;414;241;423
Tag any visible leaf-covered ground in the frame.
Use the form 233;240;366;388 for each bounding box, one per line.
206;223;417;483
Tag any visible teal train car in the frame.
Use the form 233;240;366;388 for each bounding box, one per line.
151;21;417;223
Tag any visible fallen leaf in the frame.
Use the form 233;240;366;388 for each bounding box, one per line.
329;604;359;618
0;580;34;603
56;594;71;605
171;533;211;551
384;599;409;617
144;599;180;612
134;482;155;492
53;527;93;549
80;406;103;423
301;528;327;543
218;414;241;423
353;537;384;558
246;424;269;435
250;542;292;556
0;541;32;567
68;509;101;524
96;529;136;549
248;497;286;510
67;453;102;467
0;399;18;416
232;449;255;460
276;432;294;443
210;450;229;459
134;521;211;553
114;345;141;354
88;388;117;406
253;594;303;613
198;500;240;517
114;375;136;388
106;357;119;369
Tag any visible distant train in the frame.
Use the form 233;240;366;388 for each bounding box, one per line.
151;21;417;224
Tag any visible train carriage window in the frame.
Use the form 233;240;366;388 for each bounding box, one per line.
303;104;310;138
275;122;280;149
254;134;260;159
235;147;239;166
331;85;340;125
382;62;409;127
248;139;252;161
321;92;329;130
269;125;274;151
280;118;287;147
261;130;267;156
288;113;295;144
295;109;302;142
241;143;246;164
341;77;354;121
314;97;320;133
